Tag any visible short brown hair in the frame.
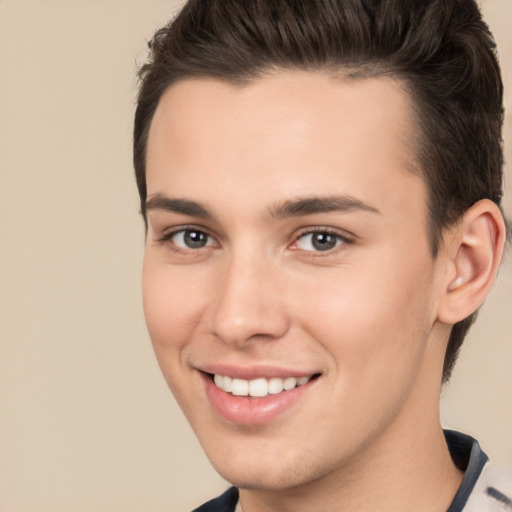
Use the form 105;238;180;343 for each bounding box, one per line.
134;0;504;382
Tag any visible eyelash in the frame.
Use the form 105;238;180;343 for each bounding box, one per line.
291;228;353;255
157;226;217;253
157;226;353;255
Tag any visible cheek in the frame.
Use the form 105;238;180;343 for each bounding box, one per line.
295;250;436;384
141;257;214;414
142;257;206;360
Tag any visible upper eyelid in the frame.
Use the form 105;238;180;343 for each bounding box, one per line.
154;224;355;250
289;228;356;255
156;224;216;241
147;210;218;232
292;226;356;242
157;227;218;253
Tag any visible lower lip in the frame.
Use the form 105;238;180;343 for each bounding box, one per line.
202;373;316;426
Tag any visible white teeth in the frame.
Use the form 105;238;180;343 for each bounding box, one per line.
222;375;233;392
283;377;297;390
249;378;268;397
268;377;284;394
231;378;249;396
213;374;312;397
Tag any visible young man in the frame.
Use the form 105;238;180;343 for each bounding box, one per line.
134;1;511;510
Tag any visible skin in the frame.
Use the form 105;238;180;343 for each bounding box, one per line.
142;71;504;511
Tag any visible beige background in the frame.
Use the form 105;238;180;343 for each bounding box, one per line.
0;1;510;511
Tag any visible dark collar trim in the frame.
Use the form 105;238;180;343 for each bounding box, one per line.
192;486;239;512
445;429;488;512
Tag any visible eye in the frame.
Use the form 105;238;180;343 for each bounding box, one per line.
294;231;346;252
169;229;215;249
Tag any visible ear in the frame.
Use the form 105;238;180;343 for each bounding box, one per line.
437;199;506;325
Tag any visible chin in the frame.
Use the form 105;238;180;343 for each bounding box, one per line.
216;467;305;492
207;447;332;492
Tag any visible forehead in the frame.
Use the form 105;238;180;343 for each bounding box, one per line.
146;71;425;221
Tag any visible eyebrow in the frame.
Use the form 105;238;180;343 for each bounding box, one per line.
145;193;212;219
269;195;380;218
145;193;380;220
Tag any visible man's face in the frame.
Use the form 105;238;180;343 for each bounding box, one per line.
143;72;447;490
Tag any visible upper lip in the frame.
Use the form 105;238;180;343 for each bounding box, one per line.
197;363;320;380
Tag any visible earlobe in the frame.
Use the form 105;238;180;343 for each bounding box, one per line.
438;199;506;324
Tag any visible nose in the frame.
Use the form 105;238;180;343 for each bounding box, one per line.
207;251;290;347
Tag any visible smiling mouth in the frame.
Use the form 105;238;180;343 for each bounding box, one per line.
211;373;321;398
